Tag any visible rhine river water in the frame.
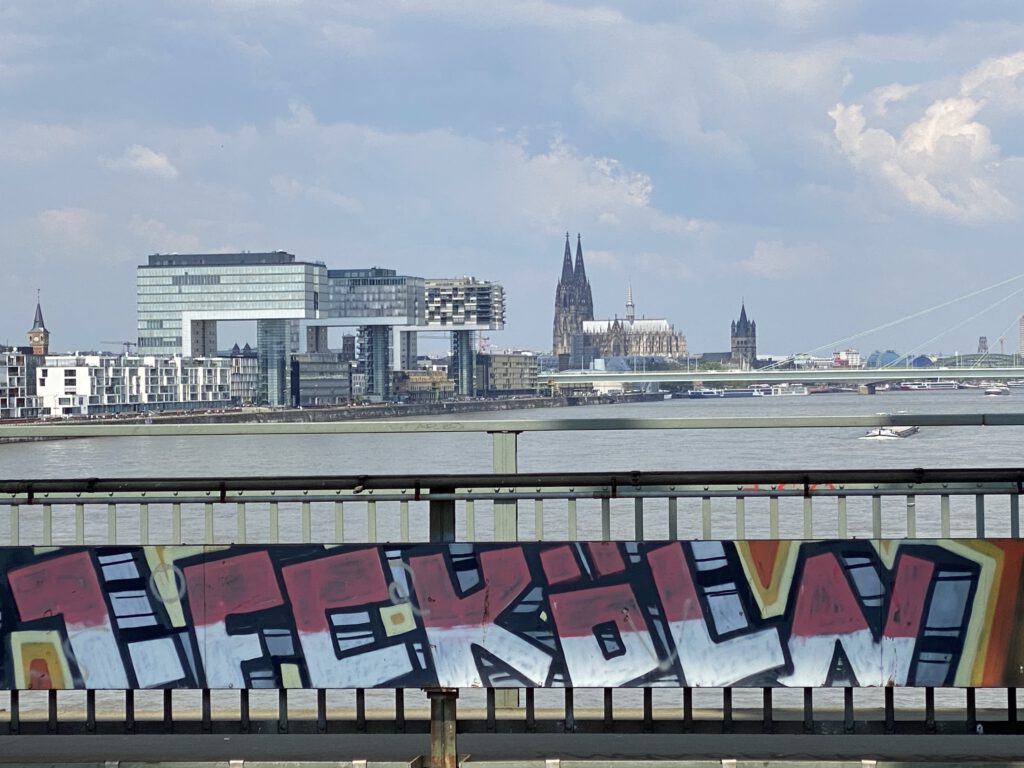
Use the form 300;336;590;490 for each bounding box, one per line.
0;388;1021;721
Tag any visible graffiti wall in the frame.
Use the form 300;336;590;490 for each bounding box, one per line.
3;540;1024;690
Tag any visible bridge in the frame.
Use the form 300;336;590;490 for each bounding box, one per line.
544;365;1024;389
1;414;1024;766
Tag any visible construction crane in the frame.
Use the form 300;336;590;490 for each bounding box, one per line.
101;340;137;355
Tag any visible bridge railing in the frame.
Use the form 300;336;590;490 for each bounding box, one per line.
0;414;1023;760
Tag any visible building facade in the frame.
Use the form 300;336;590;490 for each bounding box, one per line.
36;355;233;416
0;349;40;419
581;287;686;362
475;351;538;396
425;277;506;397
552;233;593;359
730;303;757;369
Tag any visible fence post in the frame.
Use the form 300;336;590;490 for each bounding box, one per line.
491;430;521;710
428;688;459;768
426;489;459;765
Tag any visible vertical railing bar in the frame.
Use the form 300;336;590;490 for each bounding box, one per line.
9;690;18;734
635;497;644;540
125;689;135;733
396;688;406;732
526;688;535;732
837;496;848;539
736;497;745;539
270;501;280;544
762;687;772;733
75;503;85;544
643;687;653;732
47;689;57;733
172;502;182;545
1012;494;1021;539
400;500;410;542
108;502;117;545
201;689;211;732
163;689;173;733
769;496;779;539
701;497;711;539
301;500;312;544
534;498;544;540
335;500;344;543
486;689;496;731
941;495;951;538
802;497;813;539
568;498;577;541
1009;687;1017;723
204;502;214;545
367;500;377;543
872;495;882;539
601;498;611;541
278;688;288;733
140;502;150;545
906;494;917;539
466;500;476;542
683;687;693;731
240;689;250;733
723;688;733;732
668;497;678;540
43;503;52;546
564;688;575;732
803;687;813;733
925;687;936;732
603;688;613;731
10;504;18;546
317;688;327;733
975;494;986;538
87;689;96;733
236;501;246;544
356;688;366;732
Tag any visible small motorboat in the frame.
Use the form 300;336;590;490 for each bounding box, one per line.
860;425;920;440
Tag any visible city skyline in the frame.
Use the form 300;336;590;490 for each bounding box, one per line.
3;2;1024;356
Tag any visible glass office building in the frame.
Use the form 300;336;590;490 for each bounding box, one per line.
137;252;325;404
137;255;427;404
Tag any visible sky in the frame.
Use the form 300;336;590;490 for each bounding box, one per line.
3;0;1024;359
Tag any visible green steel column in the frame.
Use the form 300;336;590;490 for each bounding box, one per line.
491;430;520;708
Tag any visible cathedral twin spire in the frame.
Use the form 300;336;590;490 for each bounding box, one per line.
552;233;594;356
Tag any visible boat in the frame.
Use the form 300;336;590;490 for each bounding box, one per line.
686;388;757;399
860;425;920;440
750;384;809;397
984;385;1010;396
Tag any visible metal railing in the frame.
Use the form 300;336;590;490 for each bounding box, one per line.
0;414;1023;749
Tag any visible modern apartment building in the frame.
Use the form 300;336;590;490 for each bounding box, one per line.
475;351;538;397
0;348;41;419
36;355;233;416
424;278;505;396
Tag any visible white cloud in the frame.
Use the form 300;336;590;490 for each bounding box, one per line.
0;121;79;163
271;174;363;214
35;207;96;246
830;52;1024;223
128;216;201;253
870;83;919;116
742;240;825;277
960;51;1024;110
104;144;179;179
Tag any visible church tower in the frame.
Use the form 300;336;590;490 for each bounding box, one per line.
27;293;50;356
552;233;594;358
730;302;756;369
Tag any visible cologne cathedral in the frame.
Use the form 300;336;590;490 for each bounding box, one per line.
552;234;686;368
552;233;593;357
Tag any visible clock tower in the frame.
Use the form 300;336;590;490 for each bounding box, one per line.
28;293;49;356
